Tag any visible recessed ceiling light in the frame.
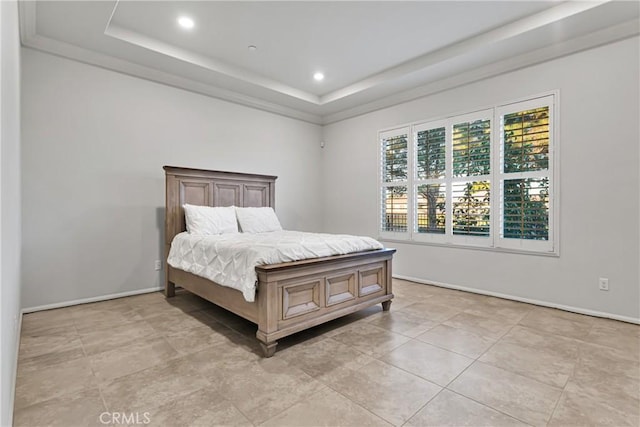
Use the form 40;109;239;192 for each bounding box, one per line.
248;45;257;51
313;72;325;81
177;16;195;30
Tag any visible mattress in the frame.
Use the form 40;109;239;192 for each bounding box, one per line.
167;230;384;302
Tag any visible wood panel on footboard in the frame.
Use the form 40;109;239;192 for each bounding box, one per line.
254;248;395;356
163;166;395;357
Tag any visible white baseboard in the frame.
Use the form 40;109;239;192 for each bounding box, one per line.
22;286;164;314
21;277;640;323
394;274;640;325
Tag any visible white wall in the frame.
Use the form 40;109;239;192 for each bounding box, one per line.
0;0;22;425
19;35;640;321
21;48;323;309
322;37;640;321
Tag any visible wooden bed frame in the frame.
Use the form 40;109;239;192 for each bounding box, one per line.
164;166;395;357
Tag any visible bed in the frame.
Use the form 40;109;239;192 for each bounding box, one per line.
164;166;395;357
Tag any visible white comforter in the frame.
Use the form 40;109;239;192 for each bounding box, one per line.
167;230;384;302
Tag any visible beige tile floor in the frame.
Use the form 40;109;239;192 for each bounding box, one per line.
13;279;640;427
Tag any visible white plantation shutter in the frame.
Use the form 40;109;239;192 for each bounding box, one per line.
378;93;556;254
416;126;446;180
452;118;491;178
416;183;446;233
452;180;490;237
380;127;410;238
497;96;554;252
382;134;408;183
450;111;493;246
382;186;408;232
414;120;448;243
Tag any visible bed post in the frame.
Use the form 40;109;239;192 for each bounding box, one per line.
382;256;393;311
255;274;278;357
164;169;177;298
165;267;176;298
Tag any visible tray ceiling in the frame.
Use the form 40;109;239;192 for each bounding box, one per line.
20;1;640;124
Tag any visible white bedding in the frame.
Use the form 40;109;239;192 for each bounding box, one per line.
167;230;384;302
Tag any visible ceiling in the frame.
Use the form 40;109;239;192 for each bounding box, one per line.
19;1;640;124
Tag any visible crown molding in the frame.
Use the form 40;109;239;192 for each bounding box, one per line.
17;0;36;44
322;18;640;125
17;0;638;126
102;0;610;107
104;23;321;105
18;1;323;124
18;0;323;124
319;0;609;105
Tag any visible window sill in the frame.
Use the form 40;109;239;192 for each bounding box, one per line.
379;237;559;257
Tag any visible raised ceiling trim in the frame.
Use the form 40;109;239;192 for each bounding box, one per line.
319;0;610;105
20;35;323;125
18;0;322;124
17;0;36;44
104;0;319;105
17;0;638;125
322;18;640;124
104;24;321;105
102;0;611;107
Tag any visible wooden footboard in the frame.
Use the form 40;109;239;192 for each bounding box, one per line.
167;248;395;357
254;248;395;356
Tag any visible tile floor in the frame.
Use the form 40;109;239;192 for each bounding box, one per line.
13;279;640;426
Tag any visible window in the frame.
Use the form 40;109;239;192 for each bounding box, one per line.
379;94;556;254
415;121;447;240
380;128;409;236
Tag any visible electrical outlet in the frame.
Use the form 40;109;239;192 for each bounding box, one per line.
598;277;609;291
154;260;162;271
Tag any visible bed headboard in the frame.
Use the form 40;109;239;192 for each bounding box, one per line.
163;166;277;250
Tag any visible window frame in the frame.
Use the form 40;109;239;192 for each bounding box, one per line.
413;119;449;244
448;109;494;248
377;92;559;256
379;126;411;241
495;95;555;253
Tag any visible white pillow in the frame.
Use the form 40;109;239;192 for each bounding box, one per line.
183;204;238;235
236;207;283;233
